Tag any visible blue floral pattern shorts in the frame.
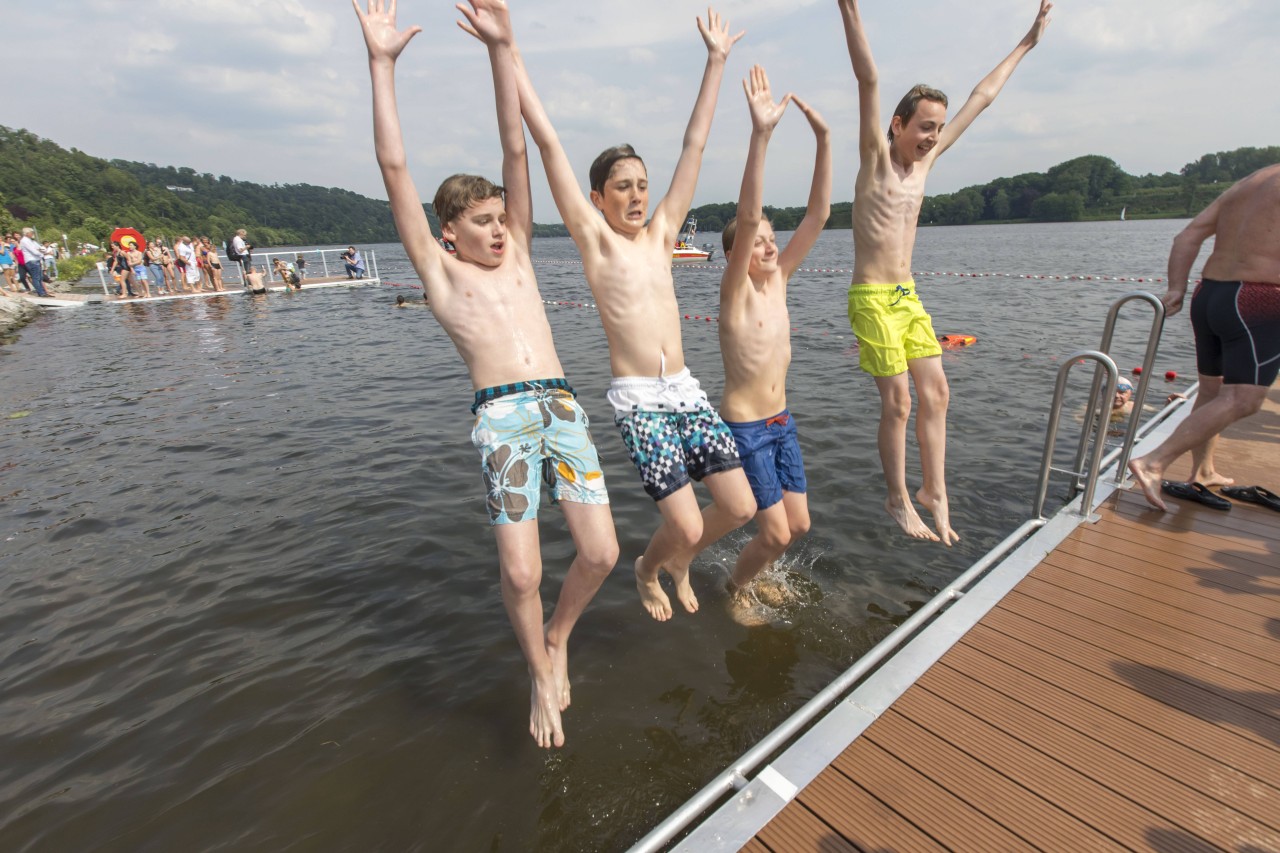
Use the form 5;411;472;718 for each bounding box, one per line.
471;388;609;525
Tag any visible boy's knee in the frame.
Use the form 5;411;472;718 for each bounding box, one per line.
881;396;912;423
501;560;543;597
581;539;620;576
758;525;791;554
667;513;703;552
789;516;811;541
726;492;756;529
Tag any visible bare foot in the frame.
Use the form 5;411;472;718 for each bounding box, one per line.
545;634;570;712
726;586;772;627
1127;457;1167;511
635;556;673;621
917;488;960;547
529;670;565;749
1192;468;1234;488
666;560;700;614
885;495;940;542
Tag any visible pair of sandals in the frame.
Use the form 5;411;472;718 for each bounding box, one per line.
1160;481;1280;512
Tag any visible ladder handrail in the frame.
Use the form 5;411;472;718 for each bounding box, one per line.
1033;350;1118;519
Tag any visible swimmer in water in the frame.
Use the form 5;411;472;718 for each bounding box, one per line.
355;0;618;749
838;0;1051;545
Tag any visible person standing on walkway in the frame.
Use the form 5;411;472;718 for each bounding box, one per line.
19;228;49;297
1129;164;1280;510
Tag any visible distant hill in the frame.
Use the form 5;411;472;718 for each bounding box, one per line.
2;126;1276;245
688;146;1280;232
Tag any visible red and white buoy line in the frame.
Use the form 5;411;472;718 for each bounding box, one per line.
531;259;1166;283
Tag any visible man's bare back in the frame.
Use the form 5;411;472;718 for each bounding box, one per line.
1200;163;1280;284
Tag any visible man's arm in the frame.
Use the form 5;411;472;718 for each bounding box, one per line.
933;0;1052;159
1165;195;1221;316
721;65;789;297
779;95;831;276
458;0;532;243
652;8;744;239
353;0;448;275
837;0;884;158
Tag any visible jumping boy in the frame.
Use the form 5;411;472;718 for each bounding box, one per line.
717;66;830;621
470;3;756;622
354;0;619;749
838;0;1051;545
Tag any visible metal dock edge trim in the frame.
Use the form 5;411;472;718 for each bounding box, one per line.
632;401;1192;853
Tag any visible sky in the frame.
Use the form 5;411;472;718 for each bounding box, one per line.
12;0;1280;224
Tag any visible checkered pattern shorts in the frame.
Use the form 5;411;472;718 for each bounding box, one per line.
615;407;741;501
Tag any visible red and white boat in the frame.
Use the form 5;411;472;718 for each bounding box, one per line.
673;215;716;263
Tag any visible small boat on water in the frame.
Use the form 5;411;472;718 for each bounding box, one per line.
673;215;716;263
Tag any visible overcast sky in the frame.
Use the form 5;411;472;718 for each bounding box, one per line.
13;0;1280;224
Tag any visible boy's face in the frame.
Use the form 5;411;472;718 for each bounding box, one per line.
735;219;778;277
591;159;649;235
891;99;946;164
441;196;507;267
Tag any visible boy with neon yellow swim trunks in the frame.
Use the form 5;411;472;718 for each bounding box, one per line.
355;0;618;750
838;0;1052;545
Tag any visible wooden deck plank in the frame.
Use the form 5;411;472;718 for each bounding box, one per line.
739;390;1280;853
940;643;1280;829
830;739;1031;851
915;661;1280;849
753;800;861;853
866;710;1121;850
796;770;945;853
965;622;1280;788
1013;572;1280;689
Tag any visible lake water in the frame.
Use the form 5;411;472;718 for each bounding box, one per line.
0;220;1198;851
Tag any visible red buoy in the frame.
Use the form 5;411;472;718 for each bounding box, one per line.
1132;366;1143;375
1165;370;1177;381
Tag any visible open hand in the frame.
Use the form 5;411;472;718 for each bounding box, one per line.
1024;0;1052;48
456;0;513;45
353;0;422;62
790;94;829;137
697;7;744;62
743;65;790;133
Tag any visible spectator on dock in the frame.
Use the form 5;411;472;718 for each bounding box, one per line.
126;244;151;298
20;229;50;297
176;236;201;292
201;237;225;292
145;241;167;295
341;246;366;279
231;229;253;276
0;237;16;293
295;254;307;280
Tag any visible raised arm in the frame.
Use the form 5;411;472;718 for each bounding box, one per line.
457;0;532;242
933;0;1052;159
353;0;447;271
778;95;831;276
837;0;883;157
721;65;789;296
652;8;744;239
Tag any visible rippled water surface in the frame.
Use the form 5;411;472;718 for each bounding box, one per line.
1;221;1198;851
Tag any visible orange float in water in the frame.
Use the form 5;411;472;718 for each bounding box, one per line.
937;334;977;349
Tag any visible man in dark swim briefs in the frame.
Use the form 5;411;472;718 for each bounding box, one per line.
1128;164;1280;510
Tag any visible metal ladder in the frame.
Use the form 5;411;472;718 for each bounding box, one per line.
1033;291;1166;519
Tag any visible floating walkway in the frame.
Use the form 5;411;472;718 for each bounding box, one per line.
637;386;1280;852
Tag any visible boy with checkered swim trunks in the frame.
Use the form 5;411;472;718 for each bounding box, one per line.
490;3;757;622
839;0;1051;545
716;65;830;623
356;0;618;750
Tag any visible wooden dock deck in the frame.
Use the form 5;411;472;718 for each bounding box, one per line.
672;388;1280;852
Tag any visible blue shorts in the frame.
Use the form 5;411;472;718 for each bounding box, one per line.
724;410;807;510
471;385;609;525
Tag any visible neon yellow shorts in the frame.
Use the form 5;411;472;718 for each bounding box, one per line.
847;281;942;377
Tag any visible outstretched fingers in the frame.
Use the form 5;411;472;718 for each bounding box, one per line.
743;65;789;131
354;0;422;60
790;94;830;134
455;0;514;45
697;7;745;59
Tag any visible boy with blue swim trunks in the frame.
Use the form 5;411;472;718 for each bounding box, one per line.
716;65;830;620
355;0;618;749
839;0;1051;545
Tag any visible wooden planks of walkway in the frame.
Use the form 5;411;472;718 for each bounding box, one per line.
746;388;1280;852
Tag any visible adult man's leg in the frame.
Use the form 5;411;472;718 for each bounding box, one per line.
26;261;48;297
1128;379;1269;510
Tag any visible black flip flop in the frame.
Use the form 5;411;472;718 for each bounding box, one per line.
1160;481;1231;510
1219;485;1280;512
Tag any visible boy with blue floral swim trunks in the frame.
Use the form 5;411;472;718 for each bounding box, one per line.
716;65;830;622
839;0;1051;545
489;2;757;622
356;0;618;750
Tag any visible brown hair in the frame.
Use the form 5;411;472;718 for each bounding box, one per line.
432;174;505;227
888;84;948;142
721;214;772;254
589;144;645;193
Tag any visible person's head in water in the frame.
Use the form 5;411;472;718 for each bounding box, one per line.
433;174;507;268
589;144;648;236
722;215;779;277
396;294;406;307
888;84;948;163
